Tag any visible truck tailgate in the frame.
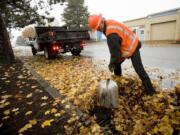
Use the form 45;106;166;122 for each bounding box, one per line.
55;30;90;41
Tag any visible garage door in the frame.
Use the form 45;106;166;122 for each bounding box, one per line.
151;21;176;40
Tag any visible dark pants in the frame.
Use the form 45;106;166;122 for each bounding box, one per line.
114;42;155;95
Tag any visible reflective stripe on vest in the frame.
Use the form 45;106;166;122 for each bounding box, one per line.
107;25;137;58
121;35;137;57
107;25;134;40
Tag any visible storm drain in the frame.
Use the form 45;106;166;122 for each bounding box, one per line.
90;106;122;135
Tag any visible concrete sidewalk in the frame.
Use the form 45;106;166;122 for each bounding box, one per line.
0;60;92;135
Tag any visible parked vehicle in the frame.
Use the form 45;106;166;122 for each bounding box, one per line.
27;26;90;59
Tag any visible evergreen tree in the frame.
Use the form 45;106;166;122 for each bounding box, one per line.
62;0;89;29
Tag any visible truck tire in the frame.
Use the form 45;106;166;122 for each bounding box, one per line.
71;49;81;56
44;47;53;59
31;46;37;56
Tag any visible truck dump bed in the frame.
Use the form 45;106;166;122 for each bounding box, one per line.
35;26;90;42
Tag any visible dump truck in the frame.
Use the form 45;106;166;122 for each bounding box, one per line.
28;26;90;59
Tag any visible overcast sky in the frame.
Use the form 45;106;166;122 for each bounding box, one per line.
48;0;180;24
85;0;180;21
11;0;180;43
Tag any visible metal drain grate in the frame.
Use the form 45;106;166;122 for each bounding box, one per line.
90;106;122;135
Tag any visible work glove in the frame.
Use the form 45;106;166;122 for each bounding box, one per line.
108;63;115;72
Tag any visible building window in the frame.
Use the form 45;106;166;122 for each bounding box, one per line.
141;30;144;34
133;29;136;34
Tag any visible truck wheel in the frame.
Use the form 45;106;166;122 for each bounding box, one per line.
71;49;81;56
44;47;53;59
31;46;37;56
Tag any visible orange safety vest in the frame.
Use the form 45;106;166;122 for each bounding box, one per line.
105;20;139;58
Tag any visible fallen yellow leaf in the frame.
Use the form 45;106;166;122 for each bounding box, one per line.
14;111;19;115
65;105;70;109
40;102;47;107
18;119;37;133
26;93;32;98
0;102;10;108
17;75;24;79
41;96;48;100
25;111;32;116
91;124;100;133
2;116;10;120
44;110;50;115
29;119;37;125
3;110;10;115
18;123;32;133
157;93;164;98
67;117;76;124
1;95;12;99
12;108;19;112
41;119;54;128
61;100;66;104
0;99;6;104
54;113;61;117
5;80;11;83
31;86;37;89
0;123;3;128
51;108;57;113
27;101;33;105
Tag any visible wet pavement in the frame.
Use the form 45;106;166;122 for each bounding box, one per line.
82;41;180;70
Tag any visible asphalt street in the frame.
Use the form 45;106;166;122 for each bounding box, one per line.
82;41;180;70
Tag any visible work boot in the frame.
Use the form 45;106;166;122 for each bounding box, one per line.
142;81;155;96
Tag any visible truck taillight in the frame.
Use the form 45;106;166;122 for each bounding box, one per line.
52;46;60;51
80;41;86;47
52;42;60;52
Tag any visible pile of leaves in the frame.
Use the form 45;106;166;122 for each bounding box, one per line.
29;56;179;134
112;76;179;134
30;57;110;112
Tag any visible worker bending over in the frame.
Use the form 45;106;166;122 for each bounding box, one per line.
88;14;155;96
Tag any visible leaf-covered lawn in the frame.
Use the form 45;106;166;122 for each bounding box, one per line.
28;56;179;135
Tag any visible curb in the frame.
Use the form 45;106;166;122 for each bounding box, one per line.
23;61;84;117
